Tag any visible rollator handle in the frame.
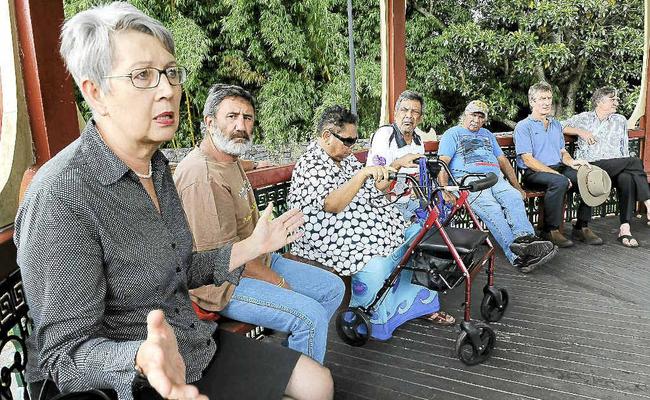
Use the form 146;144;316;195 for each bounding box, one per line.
466;172;498;192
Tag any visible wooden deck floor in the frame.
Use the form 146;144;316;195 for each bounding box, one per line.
326;216;650;400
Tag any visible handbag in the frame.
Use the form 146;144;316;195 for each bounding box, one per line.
409;251;470;292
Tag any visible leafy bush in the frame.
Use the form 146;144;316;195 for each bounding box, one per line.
64;0;643;146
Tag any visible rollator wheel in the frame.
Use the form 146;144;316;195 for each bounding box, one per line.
455;322;496;365
480;288;509;322
335;307;372;347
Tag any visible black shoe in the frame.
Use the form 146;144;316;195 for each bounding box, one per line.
510;234;555;257
513;245;558;274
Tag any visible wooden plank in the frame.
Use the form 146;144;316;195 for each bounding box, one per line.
387;0;406;123
325;216;650;400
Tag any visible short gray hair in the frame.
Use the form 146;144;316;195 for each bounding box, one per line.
60;2;175;94
201;84;256;137
591;87;618;109
395;90;424;113
528;82;553;104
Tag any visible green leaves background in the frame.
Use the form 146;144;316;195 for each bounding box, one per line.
65;0;643;145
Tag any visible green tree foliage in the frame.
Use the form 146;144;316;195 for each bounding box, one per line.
63;0;643;145
407;0;644;131
64;0;383;146
170;0;383;146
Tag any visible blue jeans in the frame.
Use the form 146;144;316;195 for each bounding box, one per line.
394;199;420;222
219;253;345;363
468;177;535;264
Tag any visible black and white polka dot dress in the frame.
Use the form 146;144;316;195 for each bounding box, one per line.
288;142;406;276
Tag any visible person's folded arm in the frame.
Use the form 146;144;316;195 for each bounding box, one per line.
324;166;391;212
520;153;562;174
17;191;143;398
290;153;369;214
323;170;368;213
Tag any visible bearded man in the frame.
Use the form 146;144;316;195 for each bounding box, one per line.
173;84;344;364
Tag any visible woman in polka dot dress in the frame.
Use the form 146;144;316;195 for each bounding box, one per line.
288;106;455;340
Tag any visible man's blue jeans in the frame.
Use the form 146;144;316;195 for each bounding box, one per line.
467;177;535;264
219;253;345;363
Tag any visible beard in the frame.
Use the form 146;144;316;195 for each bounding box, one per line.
210;127;252;157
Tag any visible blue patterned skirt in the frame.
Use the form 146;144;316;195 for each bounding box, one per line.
349;223;440;340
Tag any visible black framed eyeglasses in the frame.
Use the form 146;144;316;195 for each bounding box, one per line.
104;66;188;89
329;130;358;147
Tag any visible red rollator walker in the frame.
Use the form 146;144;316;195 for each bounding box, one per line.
335;155;510;365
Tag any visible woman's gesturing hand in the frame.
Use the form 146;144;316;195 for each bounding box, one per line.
136;310;207;400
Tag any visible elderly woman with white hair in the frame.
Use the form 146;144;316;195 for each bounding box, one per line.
15;2;333;400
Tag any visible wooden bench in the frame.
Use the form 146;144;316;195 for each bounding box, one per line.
0;166;267;399
0;149;368;398
1;135;641;397
0;268;30;399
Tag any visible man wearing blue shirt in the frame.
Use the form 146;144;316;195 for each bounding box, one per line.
514;82;603;248
438;100;556;273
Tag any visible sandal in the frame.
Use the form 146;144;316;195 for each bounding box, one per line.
421;310;456;326
617;235;639;248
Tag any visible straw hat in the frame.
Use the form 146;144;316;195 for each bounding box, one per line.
577;165;612;206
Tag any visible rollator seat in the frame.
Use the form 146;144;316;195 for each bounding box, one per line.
417;227;488;256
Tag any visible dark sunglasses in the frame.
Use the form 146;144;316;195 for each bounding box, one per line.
329;130;358;147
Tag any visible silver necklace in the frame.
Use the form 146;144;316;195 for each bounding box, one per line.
134;161;153;179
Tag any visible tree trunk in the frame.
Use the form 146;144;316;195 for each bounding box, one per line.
502;119;517;130
558;59;587;118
